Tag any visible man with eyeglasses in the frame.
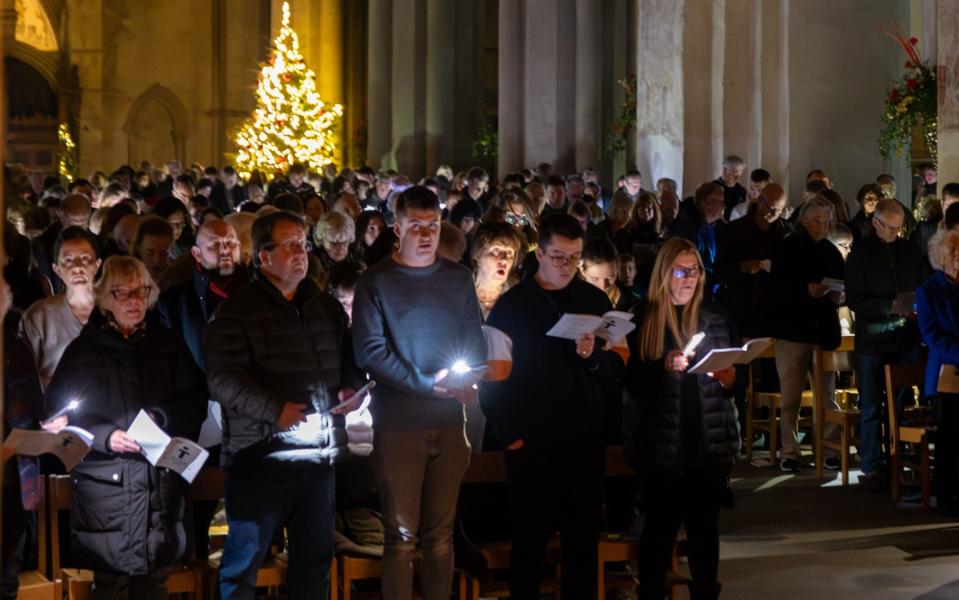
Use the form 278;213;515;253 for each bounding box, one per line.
204;211;363;599
480;214;618;598
20;226;101;392
352;186;486;600
846;198;922;490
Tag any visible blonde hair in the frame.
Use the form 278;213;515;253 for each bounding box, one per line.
637;238;705;361
94;255;159;309
313;210;356;246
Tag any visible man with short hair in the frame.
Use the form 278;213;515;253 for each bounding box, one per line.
846;199;922;489
210;165;247;215
481;214;615;598
352;186;486;600
674;182;727;298
540;175;569;219
613;168;645;205
729;168;771;221
20;227;101;390
715;155;747;220
205;211;361;599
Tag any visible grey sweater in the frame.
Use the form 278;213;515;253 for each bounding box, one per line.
352;256;486;430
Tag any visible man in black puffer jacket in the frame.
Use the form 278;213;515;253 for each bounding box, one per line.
204;211;363;600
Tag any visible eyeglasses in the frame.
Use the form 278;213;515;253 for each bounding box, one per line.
671;266;702;279
544;252;582;267
263;239;312;254
110;285;153;301
873;216;904;234
504;212;529;227
202;239;240;252
759;199;785;217
60;254;95;269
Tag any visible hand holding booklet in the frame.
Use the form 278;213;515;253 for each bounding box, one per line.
127;410;208;483
688;338;773;375
3;426;94;471
546;311;636;343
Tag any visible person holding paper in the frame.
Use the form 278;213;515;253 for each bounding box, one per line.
44;256;207;598
622;237;739;600
479;214;616;598
352;186;486;600
204;210;362;600
846;198;922;490
917;228;959;512
768;195;845;473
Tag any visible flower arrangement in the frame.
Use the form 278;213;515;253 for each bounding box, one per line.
877;22;937;164
604;75;637;156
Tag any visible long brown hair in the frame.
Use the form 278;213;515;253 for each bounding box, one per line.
637;237;705;361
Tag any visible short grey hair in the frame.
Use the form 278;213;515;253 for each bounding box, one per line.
798;195;836;223
928;228;959;272
313;210;355;246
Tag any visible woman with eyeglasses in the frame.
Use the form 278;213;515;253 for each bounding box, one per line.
622;237;738;600
45;255;207;598
311;210;355;288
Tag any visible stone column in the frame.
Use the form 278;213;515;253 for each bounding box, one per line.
366;0;392;170
65;0;105;175
939;0;959;182
636;0;684;194
390;0;427;176
497;0;524;175
425;0;455;173
575;0;602;171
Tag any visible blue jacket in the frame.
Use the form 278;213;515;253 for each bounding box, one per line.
916;270;959;395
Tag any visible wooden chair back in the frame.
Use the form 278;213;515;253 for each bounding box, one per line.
884;363;925;446
47;475;71;576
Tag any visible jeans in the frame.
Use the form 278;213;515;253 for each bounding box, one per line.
505;443;604;599
372;427;471;600
858;350;919;476
219;462;334;600
774;339;838;460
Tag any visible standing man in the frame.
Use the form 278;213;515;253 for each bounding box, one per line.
845;199;922;489
352;186;486;600
204;211;362;599
480;214;616;599
715;155;747;220
20;227;101;390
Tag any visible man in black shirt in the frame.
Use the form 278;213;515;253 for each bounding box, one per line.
481;214;619;598
714;154;747;220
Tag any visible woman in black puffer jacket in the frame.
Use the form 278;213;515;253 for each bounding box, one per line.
623;238;739;600
45;256;206;597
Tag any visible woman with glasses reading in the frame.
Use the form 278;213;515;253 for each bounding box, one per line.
45;255;207;597
622;237;738;600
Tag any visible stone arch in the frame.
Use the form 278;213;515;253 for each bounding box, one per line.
123;84;189;164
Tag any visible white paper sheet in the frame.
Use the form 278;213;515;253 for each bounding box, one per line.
688;338;772;375
546;311;636;342
127;410;208;483
196;401;223;448
3;426;94;471
820;277;845;292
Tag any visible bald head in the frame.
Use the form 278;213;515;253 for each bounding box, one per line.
874;198;904;219
192;218;240;276
60;193;92;228
756;183;787;224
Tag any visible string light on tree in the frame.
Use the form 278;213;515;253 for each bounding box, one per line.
233;1;343;179
58;123;78;183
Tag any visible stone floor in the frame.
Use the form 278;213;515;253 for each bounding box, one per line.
711;457;959;600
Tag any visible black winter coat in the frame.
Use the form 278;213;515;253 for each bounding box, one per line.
622;304;739;480
845;232;922;354
768;229;844;349
203;272;362;466
45;310;207;575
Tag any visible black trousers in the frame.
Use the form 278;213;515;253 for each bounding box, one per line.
91;567;170;600
935;396;959;511
504;443;604;600
638;470;724;600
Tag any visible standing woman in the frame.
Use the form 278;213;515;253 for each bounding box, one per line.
45;256;207;598
623;237;739;600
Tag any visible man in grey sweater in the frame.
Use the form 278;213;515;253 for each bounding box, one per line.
352;186;486;600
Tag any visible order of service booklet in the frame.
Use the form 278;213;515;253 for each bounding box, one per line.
546;311;636;343
3;426;94;471
688;337;774;375
127;410;209;483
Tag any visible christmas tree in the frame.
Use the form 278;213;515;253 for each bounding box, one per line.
233;2;343;179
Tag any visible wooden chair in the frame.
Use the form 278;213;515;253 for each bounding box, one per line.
745;341;816;464
16;476;60;600
336;553;383;600
814;336;859;484
47;474;203;600
455;451;561;599
885;363;935;509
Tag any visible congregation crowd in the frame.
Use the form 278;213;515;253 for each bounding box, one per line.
0;154;954;600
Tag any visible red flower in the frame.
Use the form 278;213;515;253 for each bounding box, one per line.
906;78;917;90
910;37;919;45
889;89;899;102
